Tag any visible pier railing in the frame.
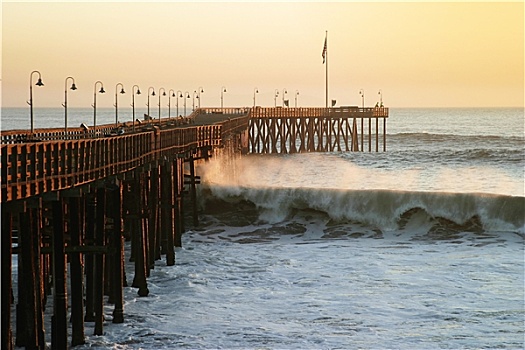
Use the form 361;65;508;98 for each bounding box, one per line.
0;114;198;144
250;106;389;118
1;115;249;203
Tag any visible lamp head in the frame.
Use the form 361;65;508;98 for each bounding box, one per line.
151;91;156;96
162;91;166;96
179;93;183;98
171;92;176;97
99;87;105;94
136;89;141;95
36;78;44;87
201;88;204;93
70;83;77;91
120;88;125;94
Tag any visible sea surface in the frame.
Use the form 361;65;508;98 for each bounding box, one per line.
4;107;525;349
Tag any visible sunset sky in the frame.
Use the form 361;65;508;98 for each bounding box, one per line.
2;1;523;109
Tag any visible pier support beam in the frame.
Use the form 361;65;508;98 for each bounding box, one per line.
130;172;149;297
94;186;106;335
1;203;17;350
109;181;124;324
66;191;86;346
84;192;96;322
174;158;183;247
161;160;175;266
16;199;45;349
51;195;68;349
189;154;198;227
148;165;160;270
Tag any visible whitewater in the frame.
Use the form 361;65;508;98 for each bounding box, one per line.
5;107;524;349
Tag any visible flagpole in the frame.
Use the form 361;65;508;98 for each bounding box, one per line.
325;30;328;108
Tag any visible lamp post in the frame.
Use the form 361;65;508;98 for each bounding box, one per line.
184;91;190;116
158;88;166;125
359;88;365;152
146;87;156;122
378;89;383;107
168;89;175;120
114;83;125;129
295;90;300;108
63;76;77;135
220;86;227;109
253;87;259;107
197;87;204;108
274;89;279;107
92;81;105;136
192;90;199;111
28;70;44;134
131;85;141;132
176;90;182;117
282;88;288;107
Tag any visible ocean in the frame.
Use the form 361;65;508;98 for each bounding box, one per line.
3;107;524;349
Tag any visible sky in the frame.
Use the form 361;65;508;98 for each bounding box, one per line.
1;1;524;109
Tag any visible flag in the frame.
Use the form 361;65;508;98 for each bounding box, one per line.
322;36;327;64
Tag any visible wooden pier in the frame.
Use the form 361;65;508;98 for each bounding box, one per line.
1;105;387;349
249;106;388;153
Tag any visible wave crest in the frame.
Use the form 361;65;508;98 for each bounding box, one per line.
200;186;525;233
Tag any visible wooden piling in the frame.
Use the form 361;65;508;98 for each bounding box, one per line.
84;192;96;322
15;209;28;348
376;118;379;152
161;160;175;266
149;165;160;267
1;204;14;350
109;181;124;324
15;200;45;349
189;154;199;227
51;196;68;349
384;118;387;152
131;172;149;297
369;117;372;152
173;158;183;248
30;202;46;350
67;193;86;346
94;186;106;336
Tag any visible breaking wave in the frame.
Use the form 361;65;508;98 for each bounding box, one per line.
200;186;525;234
